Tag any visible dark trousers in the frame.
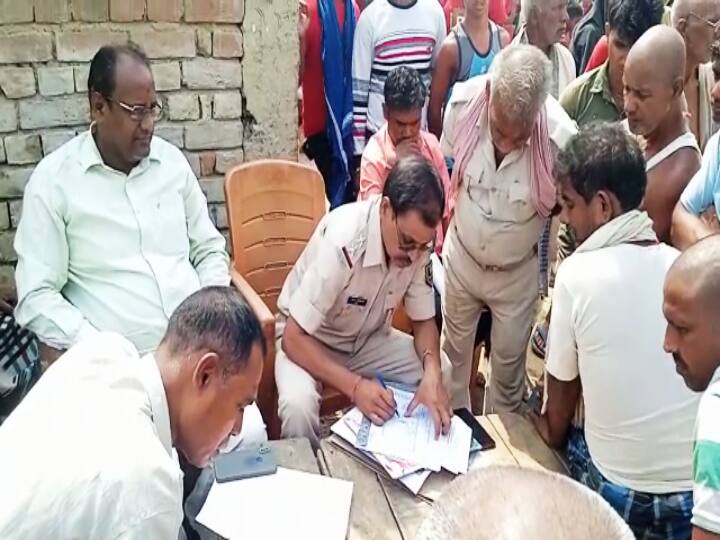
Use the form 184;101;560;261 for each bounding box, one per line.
302;132;357;205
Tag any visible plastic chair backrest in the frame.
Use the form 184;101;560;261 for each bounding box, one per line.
225;159;327;314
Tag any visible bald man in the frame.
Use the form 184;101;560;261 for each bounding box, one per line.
672;0;720;149
671;42;720;250
663;234;720;540
624;26;702;243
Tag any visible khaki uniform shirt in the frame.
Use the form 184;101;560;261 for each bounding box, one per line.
276;197;435;355
441;76;577;268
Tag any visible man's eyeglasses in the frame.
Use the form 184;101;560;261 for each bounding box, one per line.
393;216;434;254
689;12;720;36
107;97;164;122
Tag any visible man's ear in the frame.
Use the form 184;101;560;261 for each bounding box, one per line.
192;351;222;391
675;17;688;38
604;21;610;37
595;190;615;223
89;91;108;122
672;76;685;99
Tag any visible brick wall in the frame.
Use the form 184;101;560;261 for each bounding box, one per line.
0;0;299;292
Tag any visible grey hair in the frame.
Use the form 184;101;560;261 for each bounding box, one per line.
520;0;552;21
489;44;551;122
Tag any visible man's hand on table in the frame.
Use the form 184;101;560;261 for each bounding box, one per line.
352;377;397;426
407;369;452;438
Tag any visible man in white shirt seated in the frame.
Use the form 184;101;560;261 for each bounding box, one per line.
0;287;264;540
533;123;700;538
12;43;266;539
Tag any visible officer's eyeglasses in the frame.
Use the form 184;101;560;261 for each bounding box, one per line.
393;216;434;254
107;97;164;122
689;12;720;36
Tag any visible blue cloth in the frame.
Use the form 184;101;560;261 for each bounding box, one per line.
567;427;693;540
318;0;356;209
680;131;720;216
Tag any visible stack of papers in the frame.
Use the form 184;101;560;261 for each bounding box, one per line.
330;386;473;495
196;467;353;540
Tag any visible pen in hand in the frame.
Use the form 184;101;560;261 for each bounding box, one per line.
375;373;400;418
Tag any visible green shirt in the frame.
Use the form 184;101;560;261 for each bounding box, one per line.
559;62;623;127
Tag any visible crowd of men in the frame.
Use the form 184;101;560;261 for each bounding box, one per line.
0;0;719;538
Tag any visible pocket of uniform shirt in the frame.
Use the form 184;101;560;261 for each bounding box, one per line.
153;192;189;256
508;181;530;205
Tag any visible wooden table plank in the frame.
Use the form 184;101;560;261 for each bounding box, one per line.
486;413;569;475
272;438;321;473
377;476;432;540
319;441;403;540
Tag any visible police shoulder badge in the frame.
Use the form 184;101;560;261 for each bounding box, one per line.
425;261;433;287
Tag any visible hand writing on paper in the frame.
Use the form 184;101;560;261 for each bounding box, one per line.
353;378;397;426
406;371;452;438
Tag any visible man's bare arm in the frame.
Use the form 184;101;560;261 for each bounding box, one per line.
671;202;714;250
532;373;581;449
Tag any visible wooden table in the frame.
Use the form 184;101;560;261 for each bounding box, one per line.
196;438;320;540
317;413;568;540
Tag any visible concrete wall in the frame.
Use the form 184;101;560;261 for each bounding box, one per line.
0;0;298;291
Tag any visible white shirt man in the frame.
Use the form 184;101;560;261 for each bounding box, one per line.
14;130;229;355
548;241;699;492
13;129;267;464
0;333;183;539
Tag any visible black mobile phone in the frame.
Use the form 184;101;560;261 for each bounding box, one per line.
454;408;496;450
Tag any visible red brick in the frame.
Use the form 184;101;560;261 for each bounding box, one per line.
34;0;71;22
213;29;243;58
185;0;243;22
0;32;53;64
71;0;109;21
200;152;217;176
110;0;146;21
147;0;182;21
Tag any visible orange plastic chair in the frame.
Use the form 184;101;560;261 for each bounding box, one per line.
225;159;346;439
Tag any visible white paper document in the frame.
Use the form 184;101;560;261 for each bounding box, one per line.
359;388;473;474
196;467;353;540
331;408;423;479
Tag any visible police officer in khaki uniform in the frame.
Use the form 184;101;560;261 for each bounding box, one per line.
440;45;577;412
275;156;452;448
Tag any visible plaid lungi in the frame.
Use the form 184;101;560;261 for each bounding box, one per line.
567;427;693;540
0;314;40;422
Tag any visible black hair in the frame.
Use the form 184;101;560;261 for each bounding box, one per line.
607;0;664;47
384;66;427;111
712;40;720;64
160;286;266;375
383;155;445;227
567;1;583;19
555;122;646;212
87;43;150;98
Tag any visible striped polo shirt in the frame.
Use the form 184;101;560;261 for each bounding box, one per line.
351;0;446;155
693;367;720;534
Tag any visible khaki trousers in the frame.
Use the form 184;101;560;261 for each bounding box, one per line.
441;225;538;412
276;326;451;449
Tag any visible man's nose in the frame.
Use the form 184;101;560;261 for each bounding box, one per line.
140;113;154;132
663;325;676;354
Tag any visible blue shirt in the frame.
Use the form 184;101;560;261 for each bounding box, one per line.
681;132;720;216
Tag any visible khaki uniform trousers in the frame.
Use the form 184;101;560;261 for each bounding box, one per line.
441;225;538;412
276;323;451;449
